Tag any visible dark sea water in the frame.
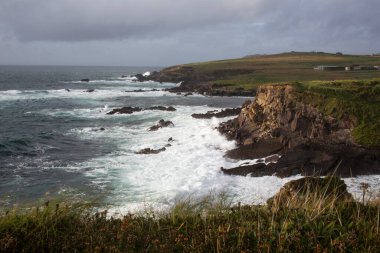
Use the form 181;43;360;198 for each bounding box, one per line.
0;65;376;212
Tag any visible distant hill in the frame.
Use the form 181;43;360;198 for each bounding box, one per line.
151;52;380;91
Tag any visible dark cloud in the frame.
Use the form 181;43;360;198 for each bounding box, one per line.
0;0;379;65
0;0;266;41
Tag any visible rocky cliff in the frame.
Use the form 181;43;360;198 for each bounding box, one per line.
220;84;380;178
236;84;355;146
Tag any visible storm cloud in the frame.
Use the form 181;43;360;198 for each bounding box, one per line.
0;0;379;65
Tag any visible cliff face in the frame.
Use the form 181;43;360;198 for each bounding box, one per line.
220;84;380;178
235;85;355;146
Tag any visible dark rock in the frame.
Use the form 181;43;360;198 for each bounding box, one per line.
149;119;174;131
133;73;152;82
99;128;105;131
65;89;70;92
121;75;127;78
221;163;268;176
125;89;145;93
221;143;380;178
184;92;193;96
135;147;166;154
147;106;176;111
267;177;353;207
192;108;241;119
107;106;175;115
265;154;280;163
225;139;284;160
81;78;90;82
84;89;95;93
168;137;174;142
125;89;160;93
107;107;142;115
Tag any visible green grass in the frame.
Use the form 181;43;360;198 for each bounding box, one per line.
292;79;380;147
175;52;380;90
1;183;380;253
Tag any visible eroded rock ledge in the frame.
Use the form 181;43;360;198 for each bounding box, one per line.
220;84;380;177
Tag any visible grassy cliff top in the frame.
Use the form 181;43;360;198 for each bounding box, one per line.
293;79;380;147
163;52;380;90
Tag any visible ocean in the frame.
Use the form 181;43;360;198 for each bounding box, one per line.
0;65;378;213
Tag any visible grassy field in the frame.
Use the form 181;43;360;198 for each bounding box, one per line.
181;52;380;90
1;178;379;253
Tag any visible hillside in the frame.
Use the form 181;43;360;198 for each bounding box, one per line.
148;52;380;94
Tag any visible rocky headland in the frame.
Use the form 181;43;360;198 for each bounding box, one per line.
219;83;380;178
133;66;255;96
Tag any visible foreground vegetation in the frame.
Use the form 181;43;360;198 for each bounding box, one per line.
1;178;379;252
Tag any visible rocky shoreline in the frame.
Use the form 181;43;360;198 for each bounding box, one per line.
131;70;380;179
218;84;380;178
132;69;255;97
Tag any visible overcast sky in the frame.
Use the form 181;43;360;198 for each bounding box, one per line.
0;0;379;66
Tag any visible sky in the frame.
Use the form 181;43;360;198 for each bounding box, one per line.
0;0;379;66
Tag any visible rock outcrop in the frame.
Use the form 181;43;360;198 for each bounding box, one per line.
222;85;354;146
135;147;166;154
191;108;241;119
107;107;142;115
266;177;353;207
149;119;174;131
107;106;176;115
220;84;380;177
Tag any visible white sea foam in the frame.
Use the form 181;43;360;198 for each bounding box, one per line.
344;176;380;202
0;87;178;102
0;79;177;102
64;105;301;213
65;104;380;214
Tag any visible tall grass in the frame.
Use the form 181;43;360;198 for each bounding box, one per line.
1;179;379;252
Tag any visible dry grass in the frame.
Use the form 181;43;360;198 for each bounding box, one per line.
1;177;379;252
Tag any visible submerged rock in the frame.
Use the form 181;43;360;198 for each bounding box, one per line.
106;107;142;115
147;106;176;111
81;78;90;82
106;106;176;115
149;119;174;131
135;147;166;154
84;89;95;93
125;89;159;93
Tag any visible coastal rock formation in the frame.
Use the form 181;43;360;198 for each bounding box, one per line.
133;67;255;97
149;119;174;131
191;108;241;119
107;107;142;115
106;106;176;115
222;85;354;146
220;84;380;177
266;177;353;207
125;89;159;93
135;147;166;154
147;106;176;111
81;78;90;82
